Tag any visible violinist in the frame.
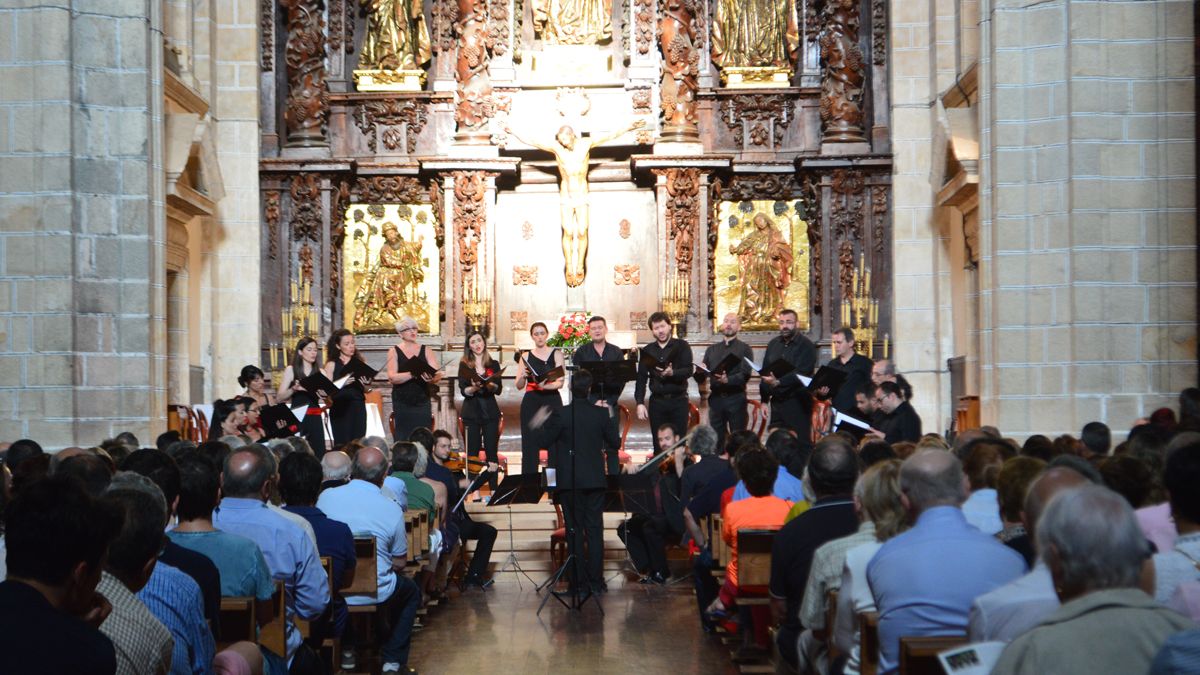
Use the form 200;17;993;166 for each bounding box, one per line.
514;322;564;474
616;423;687;584
458;330;503;492
425;429;497;590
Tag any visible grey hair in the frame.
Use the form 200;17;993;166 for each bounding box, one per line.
873;359;896;376
413;445;430;478
363;436;388;451
395;317;419;333
900;449;967;511
266;438;293;458
351;448;388;483
1036;484;1149;593
107;471;168;525
689;425;718;456
219;434;247;449
321;451;351;482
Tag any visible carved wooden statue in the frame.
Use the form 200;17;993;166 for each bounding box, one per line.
731;212;793;323
532;0;613;44
454;0;493;136
659;0;700;141
281;0;328;146
818;0;866;142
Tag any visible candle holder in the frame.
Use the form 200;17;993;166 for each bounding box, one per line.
463;277;491;335
839;253;881;358
267;276;318;387
661;271;689;337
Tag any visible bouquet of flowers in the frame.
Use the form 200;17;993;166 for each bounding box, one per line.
546;311;591;350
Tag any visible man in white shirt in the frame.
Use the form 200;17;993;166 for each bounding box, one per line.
318;446;420;674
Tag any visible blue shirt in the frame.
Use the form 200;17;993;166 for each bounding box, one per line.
731;466;806;503
382;476;409;510
138;562;215;675
166;530;275;601
282;505;356;590
317;480;407;606
213;497;330;661
867;506;1025;674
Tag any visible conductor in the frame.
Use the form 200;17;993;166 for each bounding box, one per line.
534;369;620;596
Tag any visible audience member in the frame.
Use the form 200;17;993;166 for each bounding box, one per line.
867;450;1024;673
1153;440;1200;604
321;450;352;491
0;475;120;674
731;431;806;503
54;452;115;497
1080;421;1111;458
773;436;862;672
97;478;176;674
994;456;1046;567
832;460;908;675
969;466;1090;642
4;438;44;474
213;445;328;666
1021;434;1054;462
960;440;1005;535
156;431;183;452
857;439;896;468
168;454;276;621
317;446;421;674
1179;387;1200;432
678;424;726;509
1100;454;1154;510
1046;453;1101;484
1150;628;1200;675
992;485;1192;674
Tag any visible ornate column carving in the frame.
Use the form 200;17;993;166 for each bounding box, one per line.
264;191;281;259
353;99;430;154
280;0;329;147
656;168;701;275
454;0;496;142
818;0;865;144
658;0;701;142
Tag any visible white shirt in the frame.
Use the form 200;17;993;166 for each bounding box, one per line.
961;488;1003;535
968;562;1059;642
317;479;407;605
833;541;883;675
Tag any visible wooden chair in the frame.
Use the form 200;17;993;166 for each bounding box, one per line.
747;400;768;440
617;404;634;465
859;611;880;675
549;502;567;570
215;596;256;649
167;404;201;442
735;529;776;605
345;537;379;598
898;635;968;675
825;589;841;660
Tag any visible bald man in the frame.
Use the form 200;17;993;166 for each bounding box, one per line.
321;450;352;491
970;467;1092;642
698;312;754;451
868;450;1026;673
317;446;421;673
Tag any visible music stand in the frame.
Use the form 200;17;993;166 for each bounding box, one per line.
489;473;544;588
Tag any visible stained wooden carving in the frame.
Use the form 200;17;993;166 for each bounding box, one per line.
298;243;315;284
656;168;700;274
331;179;351;295
630;311;649;330
829;169;865;300
709;173;798;319
872;186;887;255
619;219;631;239
818;0;866;143
634;0;655;55
352;176;428;204
290;173;322;242
613;264;641;285
871;0;887;65
801;172;823;314
455;0;495;134
433;0;460;52
510;311;528;331
265;191;281;259
521;221;534;240
353;99;430;153
453;171;488;278
281;0;329;146
261;0;275;70
720;94;794;148
513;265;538;285
488;0;510;56
659;0;700;141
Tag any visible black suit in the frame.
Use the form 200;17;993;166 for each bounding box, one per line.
759;332;817;438
547;399;621;590
574;341;629;473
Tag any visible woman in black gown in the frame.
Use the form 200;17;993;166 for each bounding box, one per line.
322;329;372;446
385;317;442;443
514;322;565;474
276;337;328;456
459;330;503;491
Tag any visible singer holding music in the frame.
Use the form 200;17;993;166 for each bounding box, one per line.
514;322;565;475
386;317;443;442
635;312;694;455
458;330;504;492
276;337;328;456
323;329;374;445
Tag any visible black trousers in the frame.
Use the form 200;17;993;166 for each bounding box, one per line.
617;513;672;576
602;409;622;475
519;391;561;474
707;392;747;451
648;395;690;452
392;402;432;444
458;516;496;579
560;488;605;589
330;400;366;446
769;396;811;441
299;411;327;457
464;416;500;491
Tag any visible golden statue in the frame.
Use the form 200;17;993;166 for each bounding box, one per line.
356;0;432;90
731;212;794;323
354;222;427;328
506;120;644;287
711;0;799;84
532;0;613;44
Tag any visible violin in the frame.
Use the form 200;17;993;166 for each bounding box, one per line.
443;450;492;473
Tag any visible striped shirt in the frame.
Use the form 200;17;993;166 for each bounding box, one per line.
97;572;174;675
138;562;215;675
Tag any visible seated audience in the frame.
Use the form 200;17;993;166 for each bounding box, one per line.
993;456;1046;567
321;450;352;491
678;425;724;517
1080;421;1111;459
969;466;1091;642
992;485;1193;674
213;445;329;667
857;438;897;468
960;439;1005;535
97;477;177;674
768;436;860;671
317;446;421;675
831;459;908;675
1153;440;1200;604
730;430;806;503
867;450;1025;674
1151;628;1200;674
0;475;120;674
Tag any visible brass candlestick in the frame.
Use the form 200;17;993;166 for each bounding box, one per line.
661;271;689;337
268;277;318;386
463;275;491;334
840;253;880;358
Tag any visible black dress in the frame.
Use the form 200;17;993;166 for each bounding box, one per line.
459;357;503;491
392;345;434;442
290;364;328;456
518;348;563;475
329;358;367;445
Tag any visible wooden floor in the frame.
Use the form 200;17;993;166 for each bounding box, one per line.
408;577;740;675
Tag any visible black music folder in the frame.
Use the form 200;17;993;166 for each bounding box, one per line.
744;357;797;380
459;362;507;387
259;403;307;439
298;370;344;399
806;365;848;399
395;353;441;379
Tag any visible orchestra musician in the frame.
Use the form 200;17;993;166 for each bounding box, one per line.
514;322;565;475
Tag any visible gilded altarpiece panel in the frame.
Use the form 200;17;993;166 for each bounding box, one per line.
342;203;441;333
713;199;809;331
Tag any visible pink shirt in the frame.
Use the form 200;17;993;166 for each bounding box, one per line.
1136;502;1177;553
